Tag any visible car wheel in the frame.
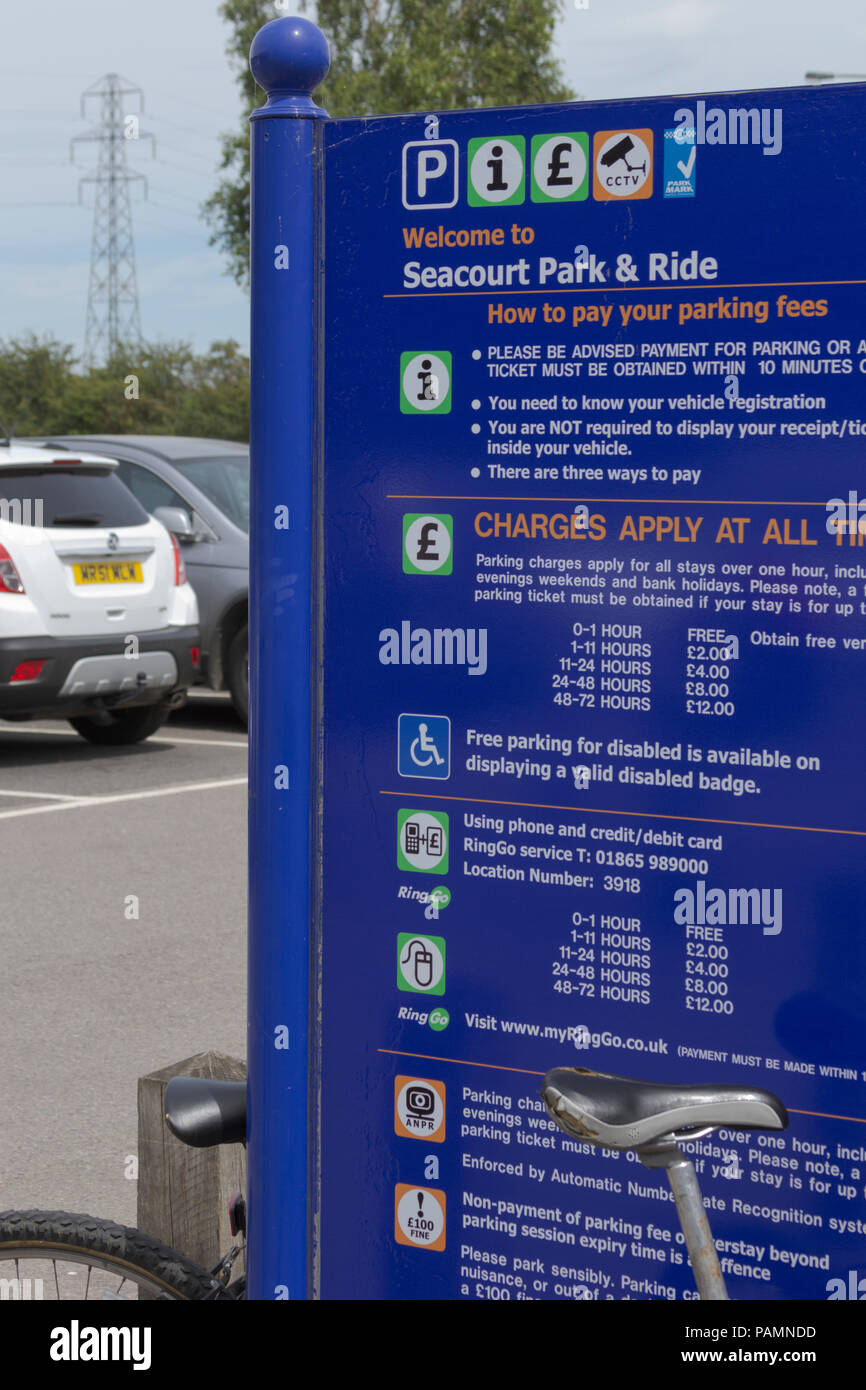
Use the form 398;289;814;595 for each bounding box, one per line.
69;704;171;746
227;623;249;726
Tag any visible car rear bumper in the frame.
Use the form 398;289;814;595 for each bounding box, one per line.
0;626;200;719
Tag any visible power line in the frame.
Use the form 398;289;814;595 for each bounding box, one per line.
145;198;203;219
156;154;213;177
148;181;203;207
145;112;219;140
0;109;77;117
136;210;209;241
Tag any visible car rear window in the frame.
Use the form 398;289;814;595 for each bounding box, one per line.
173;455;250;533
0;468;150;528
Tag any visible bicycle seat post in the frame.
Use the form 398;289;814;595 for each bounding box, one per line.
638;1141;728;1301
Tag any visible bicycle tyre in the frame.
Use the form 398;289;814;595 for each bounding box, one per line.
0;1209;236;1301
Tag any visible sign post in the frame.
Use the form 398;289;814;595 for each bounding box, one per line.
250;16;866;1300
246;16;328;1301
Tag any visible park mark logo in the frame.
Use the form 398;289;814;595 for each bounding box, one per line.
663;126;697;198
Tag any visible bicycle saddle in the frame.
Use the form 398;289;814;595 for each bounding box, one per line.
164;1076;247;1148
542;1067;787;1151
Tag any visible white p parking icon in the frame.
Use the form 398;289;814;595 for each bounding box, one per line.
402;139;459;209
418;149;447;196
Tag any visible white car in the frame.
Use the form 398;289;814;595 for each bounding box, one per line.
0;443;199;744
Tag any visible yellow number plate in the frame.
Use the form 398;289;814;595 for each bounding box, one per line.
72;561;143;585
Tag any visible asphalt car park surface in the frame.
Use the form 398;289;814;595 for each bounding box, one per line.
0;692;247;1226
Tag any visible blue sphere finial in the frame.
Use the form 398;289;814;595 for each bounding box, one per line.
250;16;330;116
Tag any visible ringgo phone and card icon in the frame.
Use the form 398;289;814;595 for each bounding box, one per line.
397;809;449;874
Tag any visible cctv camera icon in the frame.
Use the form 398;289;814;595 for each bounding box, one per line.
601;135;646;176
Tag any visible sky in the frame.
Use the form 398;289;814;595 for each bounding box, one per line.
1;0;864;359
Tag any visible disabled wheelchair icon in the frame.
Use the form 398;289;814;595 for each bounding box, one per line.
410;724;445;769
398;713;451;780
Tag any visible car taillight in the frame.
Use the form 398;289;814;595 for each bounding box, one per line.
190;646;200;668
169;531;187;585
10;660;44;683
0;544;26;593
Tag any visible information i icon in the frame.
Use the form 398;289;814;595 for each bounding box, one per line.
400;351;452;413
468;136;525;206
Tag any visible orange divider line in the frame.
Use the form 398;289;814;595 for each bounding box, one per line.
386;496;834;506
384;278;866;300
787;1107;866;1125
379;789;866;838
379;1047;543;1077
377;1051;866;1125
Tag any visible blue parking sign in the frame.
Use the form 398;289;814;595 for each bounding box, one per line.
248;14;866;1309
398;713;451;779
402;139;458;209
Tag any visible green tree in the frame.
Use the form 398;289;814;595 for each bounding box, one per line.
205;0;573;287
0;336;250;442
0;335;78;436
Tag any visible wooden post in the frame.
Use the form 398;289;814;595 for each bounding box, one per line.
137;1050;246;1284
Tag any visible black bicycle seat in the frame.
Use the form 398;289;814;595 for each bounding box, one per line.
543;1066;787;1151
164;1076;247;1148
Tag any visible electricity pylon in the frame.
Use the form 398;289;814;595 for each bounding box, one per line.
71;75;154;365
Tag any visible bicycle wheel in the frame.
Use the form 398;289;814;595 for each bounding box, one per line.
0;1210;235;1301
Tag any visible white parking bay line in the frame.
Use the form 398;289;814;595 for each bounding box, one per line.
152;735;248;749
0;776;247;820
0;789;95;800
